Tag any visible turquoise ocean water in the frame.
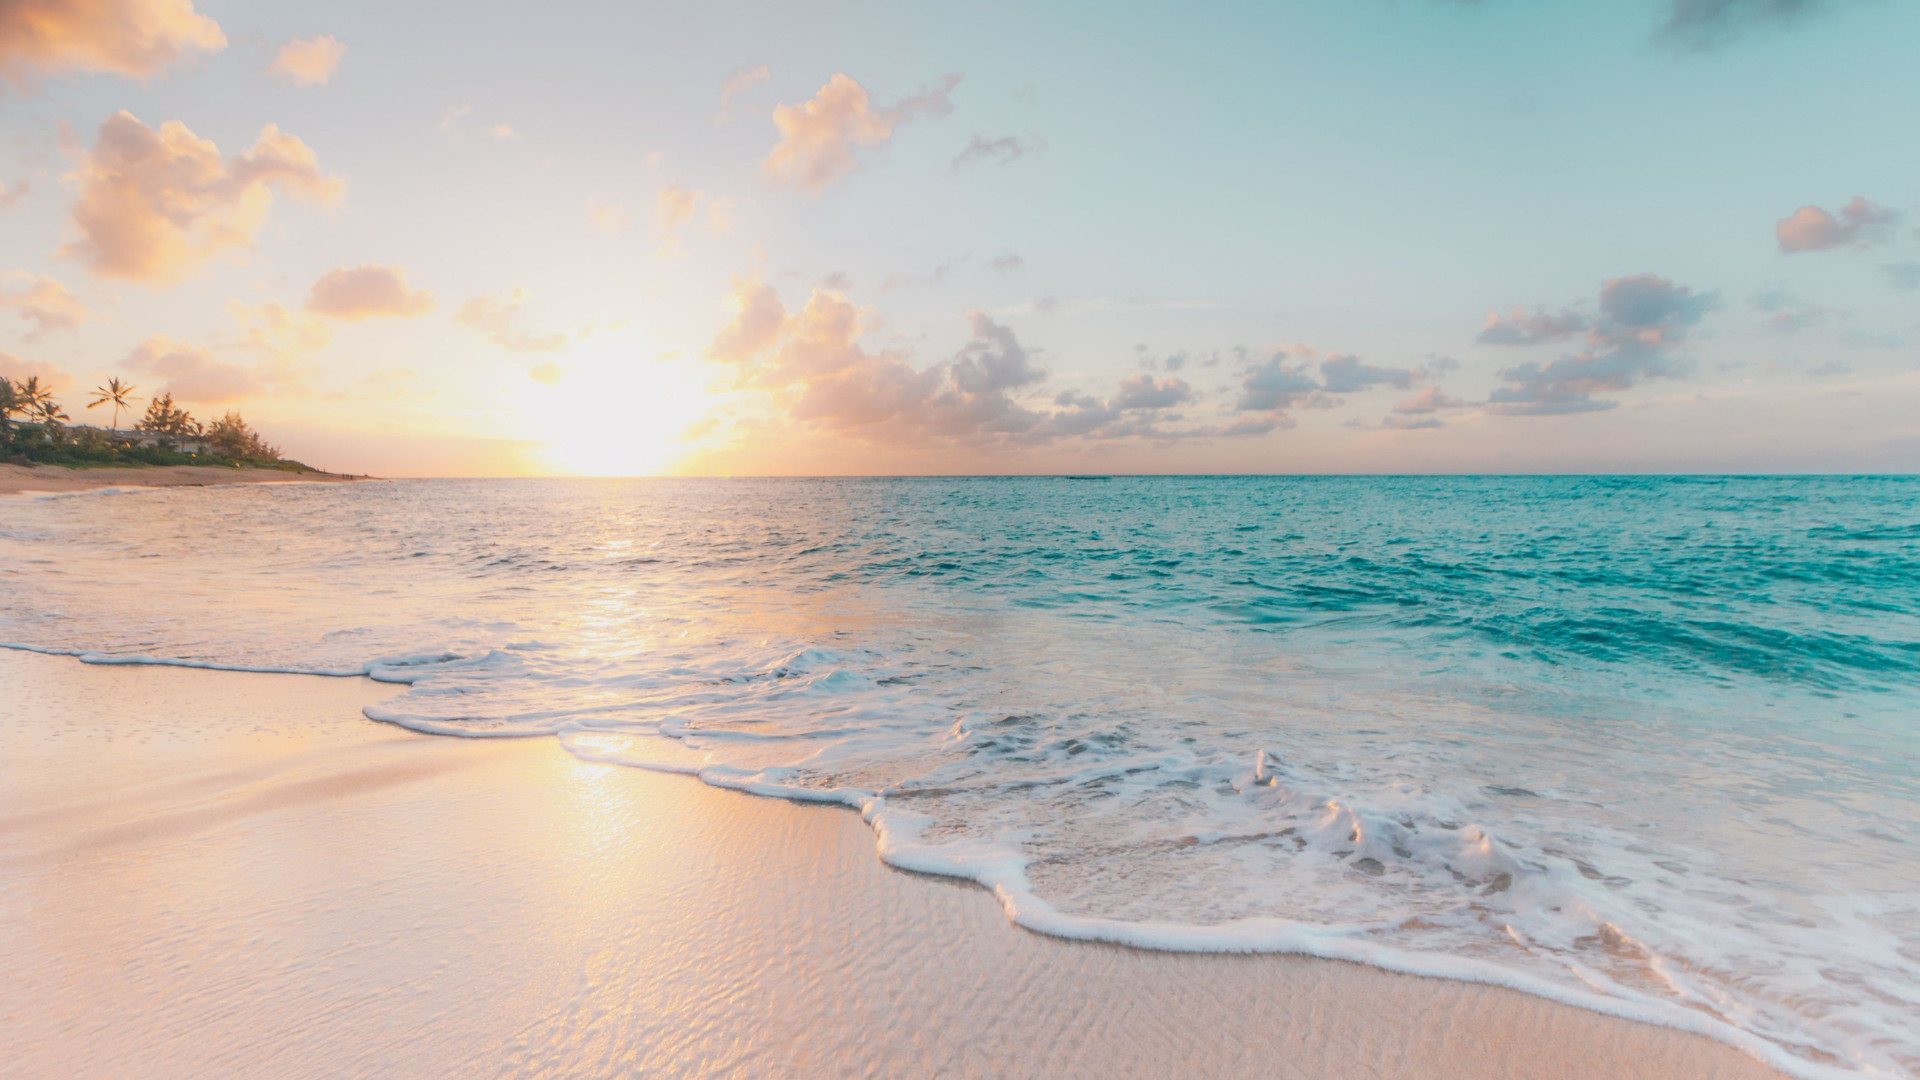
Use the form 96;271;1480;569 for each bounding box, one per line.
2;476;1915;1076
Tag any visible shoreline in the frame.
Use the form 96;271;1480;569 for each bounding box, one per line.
0;462;369;495
0;648;1792;1080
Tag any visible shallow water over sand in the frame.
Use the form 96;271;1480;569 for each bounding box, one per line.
2;476;1915;1076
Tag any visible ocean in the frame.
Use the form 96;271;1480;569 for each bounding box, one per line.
3;475;1915;1078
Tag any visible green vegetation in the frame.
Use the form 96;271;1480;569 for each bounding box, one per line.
0;376;317;471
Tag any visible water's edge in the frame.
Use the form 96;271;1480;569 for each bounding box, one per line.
6;643;1821;1080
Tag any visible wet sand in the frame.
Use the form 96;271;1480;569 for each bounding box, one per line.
0;649;1786;1080
0;463;362;495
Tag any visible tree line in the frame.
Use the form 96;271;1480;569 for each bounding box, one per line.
1;374;297;468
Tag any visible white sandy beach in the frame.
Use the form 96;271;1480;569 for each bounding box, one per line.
0;464;361;496
0;648;1786;1080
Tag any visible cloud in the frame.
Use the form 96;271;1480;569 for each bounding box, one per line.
0;353;74;393
228;299;330;360
454;288;570;352
988;252;1024;273
1776;196;1897;253
61;110;343;286
0;273;85;338
1392;385;1468;414
1749;288;1833;333
489;123;518;141
0;179;27;208
1882;262;1920;291
1318;354;1420;393
121;334;264;403
1112;373;1195;410
710;279;1309;451
1657;0;1838;47
0;0;224;86
657;186;702;248
528;362;564;385
439;105;470;135
715;64;770;124
1381;414;1445;430
1476;306;1588;345
590;201;629;232
304;263;434;320
1485;273;1714;414
269;34;344;86
764;72;961;192
1236;352;1320;412
952;134;1040;170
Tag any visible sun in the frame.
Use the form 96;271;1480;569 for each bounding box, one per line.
519;335;720;476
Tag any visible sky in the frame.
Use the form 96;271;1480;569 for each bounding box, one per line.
0;0;1916;477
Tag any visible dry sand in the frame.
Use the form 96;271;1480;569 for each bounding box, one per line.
0;463;363;495
0;649;1787;1080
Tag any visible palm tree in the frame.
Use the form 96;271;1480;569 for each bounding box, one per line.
87;377;140;434
16;375;51;413
31;397;68;441
0;378;16;440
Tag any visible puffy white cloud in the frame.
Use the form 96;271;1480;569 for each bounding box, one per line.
1486;273;1714;414
0;273;85;338
454;287;570;352
304;263;435;320
764;72;961;192
1776;196;1897;253
269;34;345;86
0;0;224;86
61;110;343;285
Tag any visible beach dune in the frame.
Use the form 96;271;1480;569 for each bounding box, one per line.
0;649;1784;1079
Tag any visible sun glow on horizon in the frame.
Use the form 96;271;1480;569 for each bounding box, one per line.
520;335;721;477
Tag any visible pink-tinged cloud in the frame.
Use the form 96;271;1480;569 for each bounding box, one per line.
715;64;769;124
707;279;1285;454
656;186;702;248
1486;272;1713;414
0;0;224;86
764;72;961;192
305;263;434;320
229;299;330;360
120;334;264;403
454;287;570;352
61;110;343;286
1776;196;1898;254
1112;373;1195;410
0;353;74;393
1477;306;1588;346
1392;385;1467;414
269;34;344;86
0;273;86;338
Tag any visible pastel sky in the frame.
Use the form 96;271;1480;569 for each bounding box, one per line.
1;0;1916;476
